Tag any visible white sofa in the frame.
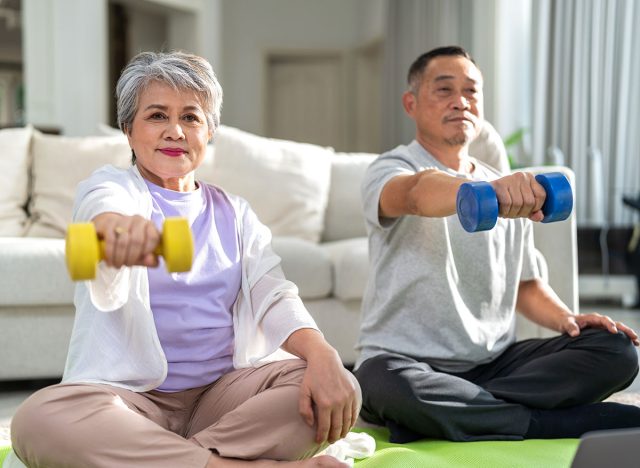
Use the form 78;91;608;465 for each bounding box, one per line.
0;124;578;380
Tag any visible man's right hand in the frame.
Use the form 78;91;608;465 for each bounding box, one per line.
490;172;547;222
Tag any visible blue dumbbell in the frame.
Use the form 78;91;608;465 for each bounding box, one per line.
456;172;574;233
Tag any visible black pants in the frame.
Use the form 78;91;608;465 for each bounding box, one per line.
354;329;638;441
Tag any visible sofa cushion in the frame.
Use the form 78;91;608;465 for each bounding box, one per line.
271;236;332;299
0;238;74;305
0;125;33;236
26;132;131;237
204;126;333;243
322;237;369;301
323;152;376;242
469;120;510;174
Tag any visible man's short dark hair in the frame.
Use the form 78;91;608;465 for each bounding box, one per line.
407;46;476;94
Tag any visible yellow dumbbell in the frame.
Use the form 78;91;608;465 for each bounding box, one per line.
65;217;194;281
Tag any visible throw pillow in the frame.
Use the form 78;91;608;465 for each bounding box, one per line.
26;131;131;237
96;122;126;137
469;120;510;174
0;125;33;236
204;125;333;243
323;152;377;242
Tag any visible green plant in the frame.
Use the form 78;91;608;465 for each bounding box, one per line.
503;127;527;169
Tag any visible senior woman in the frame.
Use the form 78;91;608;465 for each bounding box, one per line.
11;51;360;468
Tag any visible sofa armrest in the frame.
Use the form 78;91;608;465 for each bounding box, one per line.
514;165;579;339
533;247;549;284
0;237;73;305
515;165;579;313
515;248;556;339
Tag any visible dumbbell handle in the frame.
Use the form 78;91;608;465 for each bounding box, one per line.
65;217;193;281
96;237;164;261
457;172;573;232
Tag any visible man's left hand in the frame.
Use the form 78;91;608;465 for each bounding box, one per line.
560;312;639;346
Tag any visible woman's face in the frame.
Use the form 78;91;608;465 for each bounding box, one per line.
126;81;212;191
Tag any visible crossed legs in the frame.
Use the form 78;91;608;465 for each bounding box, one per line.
355;329;639;442
11;359;358;467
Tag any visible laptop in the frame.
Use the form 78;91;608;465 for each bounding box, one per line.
571;428;640;468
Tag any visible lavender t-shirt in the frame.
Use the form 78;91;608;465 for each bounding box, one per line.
145;179;240;392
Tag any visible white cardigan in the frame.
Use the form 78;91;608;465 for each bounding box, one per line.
62;165;319;392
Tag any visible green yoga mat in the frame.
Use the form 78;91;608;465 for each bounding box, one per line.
0;432;580;467
353;428;580;468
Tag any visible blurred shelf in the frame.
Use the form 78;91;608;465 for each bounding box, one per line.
579;274;638;308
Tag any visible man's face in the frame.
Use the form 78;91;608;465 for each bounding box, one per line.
403;55;484;148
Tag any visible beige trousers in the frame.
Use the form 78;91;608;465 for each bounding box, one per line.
11;359;349;468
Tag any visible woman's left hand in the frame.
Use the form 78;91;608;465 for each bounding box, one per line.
298;346;359;444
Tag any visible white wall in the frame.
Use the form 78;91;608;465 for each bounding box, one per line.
493;0;532;164
22;0;222;136
468;0;498;125
196;0;223;74
355;0;386;46
378;0;533;153
23;0;109;136
122;0;222;80
127;8;167;57
219;0;384;136
119;0;208;58
16;0;384;139
469;0;532;163
20;0;530;145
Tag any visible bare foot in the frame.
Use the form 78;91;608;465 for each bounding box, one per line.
206;454;348;467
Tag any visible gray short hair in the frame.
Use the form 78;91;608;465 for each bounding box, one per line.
116;51;223;136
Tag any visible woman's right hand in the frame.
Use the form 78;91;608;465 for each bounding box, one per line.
92;213;161;268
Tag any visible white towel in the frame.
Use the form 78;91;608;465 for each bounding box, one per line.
317;431;376;466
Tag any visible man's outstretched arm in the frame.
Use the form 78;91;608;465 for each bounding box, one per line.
379;170;546;221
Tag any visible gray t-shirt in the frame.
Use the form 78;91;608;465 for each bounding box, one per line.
355;141;540;372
